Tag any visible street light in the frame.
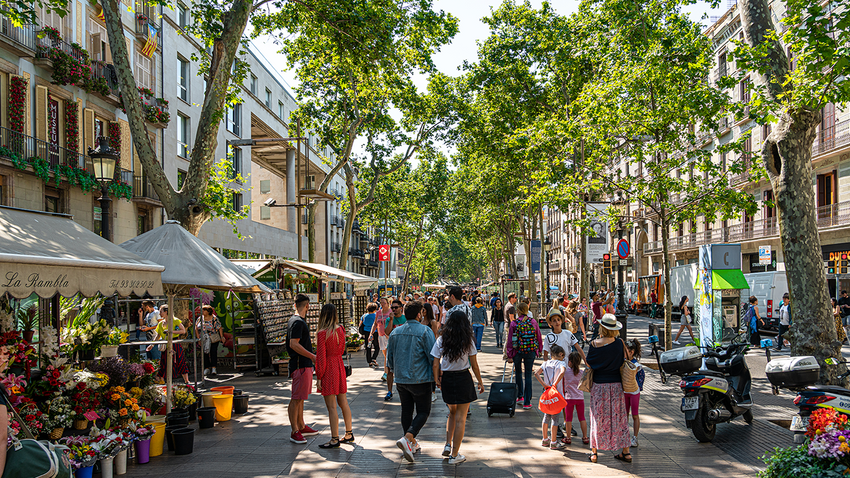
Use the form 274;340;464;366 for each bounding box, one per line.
543;238;552;303
89;137;118;242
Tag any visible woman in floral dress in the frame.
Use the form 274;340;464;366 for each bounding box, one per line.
315;304;353;449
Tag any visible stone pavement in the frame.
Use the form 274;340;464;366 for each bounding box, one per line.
121;316;805;478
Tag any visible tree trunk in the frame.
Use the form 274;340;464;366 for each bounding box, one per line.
661;209;673;350
307;202;317;263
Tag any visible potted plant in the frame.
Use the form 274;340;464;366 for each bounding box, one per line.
16;299;38;343
44;396;74;439
132;424;156;464
60;436;98;476
172;386;196;414
101;329;128;358
345;331;363;353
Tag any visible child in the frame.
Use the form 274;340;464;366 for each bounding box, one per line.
534;345;567;450
625;338;645;447
563;350;588;445
542;308;586;363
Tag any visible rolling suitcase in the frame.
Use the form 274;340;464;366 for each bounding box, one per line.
487;362;517;417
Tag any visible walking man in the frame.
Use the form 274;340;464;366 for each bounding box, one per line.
443;286;472;325
139;300;161;360
505;293;518;323
387;301;436;463
776;293;791;351
287;294;319;444
384;299;408;401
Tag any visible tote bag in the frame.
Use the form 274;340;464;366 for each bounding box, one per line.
620;340;639;393
539;365;567;414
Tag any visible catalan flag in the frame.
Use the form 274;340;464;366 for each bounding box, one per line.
140;24;157;58
96;4;105;22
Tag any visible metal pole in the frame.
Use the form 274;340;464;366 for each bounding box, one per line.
165;291;174;414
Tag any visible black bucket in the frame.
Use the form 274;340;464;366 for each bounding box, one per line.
187;402;198;422
172;428;195;455
233;389;243;395
165;425;188;452
197;407;216;429
166;416;189;427
233;394;249;414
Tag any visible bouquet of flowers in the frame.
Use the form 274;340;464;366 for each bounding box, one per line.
27;358;73;398
89;356;129;388
0;332;36;370
17;398;48;435
104;386;142;424
105;328;128;346
133;423;156;440
136;385;164;413
44;396;74;430
89;427;130;459
172;386;196;409
0;372;27;407
69;381;101;422
62;320;110;354
60;436;98;469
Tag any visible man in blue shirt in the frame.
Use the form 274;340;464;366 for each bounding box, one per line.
387;301;436;463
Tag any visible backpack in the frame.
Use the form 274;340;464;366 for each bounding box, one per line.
514;316;537;353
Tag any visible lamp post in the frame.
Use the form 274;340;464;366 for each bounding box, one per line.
89;137;118;242
543;238;552;303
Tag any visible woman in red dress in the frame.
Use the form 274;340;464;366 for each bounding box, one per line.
315;303;354;449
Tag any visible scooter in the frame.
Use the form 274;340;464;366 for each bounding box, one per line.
766;356;850;444
659;331;754;442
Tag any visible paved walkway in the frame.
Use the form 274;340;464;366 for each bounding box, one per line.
122;315;803;477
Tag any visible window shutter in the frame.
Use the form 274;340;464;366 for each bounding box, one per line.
35;85;48;141
83;107;95;152
76;100;83;154
118;119;131;171
91;33;102;62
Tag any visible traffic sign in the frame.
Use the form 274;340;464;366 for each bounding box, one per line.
379;245;390;261
617;239;630;259
619;259;628;266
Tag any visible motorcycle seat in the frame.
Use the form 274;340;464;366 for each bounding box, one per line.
807;385;848;394
697;369;726;377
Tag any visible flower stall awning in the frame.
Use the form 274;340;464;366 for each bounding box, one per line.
277;259;377;290
119;220;271;293
0;206;165;298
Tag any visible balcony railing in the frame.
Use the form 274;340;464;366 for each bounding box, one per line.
135;14;160;42
119;169;133;185
331;242;341;253
727;217;778;243
132;175;159;201
0;126;85;170
812;119;850;159
817;202;850;229
0;15;37;53
367;259;379;268
350;248;364;258
35;35;87;64
91;60;121;97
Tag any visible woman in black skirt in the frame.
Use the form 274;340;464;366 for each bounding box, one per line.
431;310;485;465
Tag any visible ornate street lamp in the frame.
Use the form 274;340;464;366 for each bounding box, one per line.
89;137;118;241
543;238;552;302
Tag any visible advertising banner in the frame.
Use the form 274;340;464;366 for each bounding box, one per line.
698;245;715;348
531;240;541;273
586;203;608;264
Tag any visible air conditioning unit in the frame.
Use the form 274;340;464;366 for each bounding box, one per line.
304;175;315;189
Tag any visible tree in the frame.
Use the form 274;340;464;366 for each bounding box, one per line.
253;0;457;262
735;0;850;382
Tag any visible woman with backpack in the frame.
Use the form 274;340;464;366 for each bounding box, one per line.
506;302;542;410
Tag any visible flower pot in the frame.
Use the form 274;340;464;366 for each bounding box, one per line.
100;457;114;478
149;423;166;457
73;419;89;430
233;394;249;414
22;330;35;343
172;428;195;455
49;427;64;440
75;465;94;478
101;345;119;358
165;425;186;452
201;392;221;408
114;449;127;475
212;394;233;421
134;438;150;464
197;407;215;429
210;385;234;395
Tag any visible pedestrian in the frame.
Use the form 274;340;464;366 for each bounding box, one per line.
673;296;695;345
833;298;847;343
286;294;319;444
590;292;614;341
624;339;645;447
534;344;567;450
470;297;488;351
563;350;588;445
505;293;518;323
147;305;191;387
197;305;223;377
586;314;631;463
841;291;850;342
315;304;354;449
383;299;407;401
745;296;765;347
387;301;436;463
490;292;499;309
506;301;542;409
649;289;658;319
776;293;791;351
577;298;589;342
139;300;161;361
360;303;379;367
431;309;484;465
491;298;505;348
443;287;472;326
542;307;586;362
371;297;392;382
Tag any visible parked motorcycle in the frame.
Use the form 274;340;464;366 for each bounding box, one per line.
659;332;754;442
766;356;850;444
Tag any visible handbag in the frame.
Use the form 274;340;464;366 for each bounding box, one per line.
539;366;567;414
620;340;639;393
1;388;72;478
578;367;593;393
344;353;352;377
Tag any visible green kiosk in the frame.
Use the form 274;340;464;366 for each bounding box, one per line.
694;244;750;347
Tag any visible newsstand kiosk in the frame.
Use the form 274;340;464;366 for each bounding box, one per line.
695;244;749;348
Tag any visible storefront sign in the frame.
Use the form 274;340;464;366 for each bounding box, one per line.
94;207;102;221
0;265;163;298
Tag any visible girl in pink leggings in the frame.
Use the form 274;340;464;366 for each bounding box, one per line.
563;351;588;444
625;339;645;447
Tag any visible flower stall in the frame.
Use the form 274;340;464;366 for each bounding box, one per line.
761;408;850;477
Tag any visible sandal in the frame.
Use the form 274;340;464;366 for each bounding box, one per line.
582;437;590;445
589;453;598;463
319;437;340;449
340;431;355;443
564;437;572;445
614;453;632;463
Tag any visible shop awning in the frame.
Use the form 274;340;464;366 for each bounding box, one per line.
0;206;165;298
231;260;274;276
421;283;447;290
694;269;749;290
278;259;377;289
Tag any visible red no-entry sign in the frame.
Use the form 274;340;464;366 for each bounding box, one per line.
617;239;630;259
379;245;390;261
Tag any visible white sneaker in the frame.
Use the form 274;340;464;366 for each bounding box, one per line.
396;437;415;463
673;340;681;345
442;443;452;457
203;368;210;376
448;454;466;465
631;436;638;448
432;392;437;402
412;441;421;454
211;367;217;375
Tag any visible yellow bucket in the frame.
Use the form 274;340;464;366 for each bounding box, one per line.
147;414;166;424
212;394;233;421
149;422;166;457
202;392;221;408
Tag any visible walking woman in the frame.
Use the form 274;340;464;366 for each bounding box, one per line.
586;314;631;463
315;304;354;449
491;298;505;348
431;310;485;465
834;298;847;343
147;305;191;387
673;296;695;345
506;301;542;409
359;303;379;367
745;296;765;347
470;297;488;351
197;305;224;376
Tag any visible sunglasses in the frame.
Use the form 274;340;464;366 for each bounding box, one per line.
391;306;400;309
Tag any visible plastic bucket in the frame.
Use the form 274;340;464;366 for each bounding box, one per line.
172;428;195;455
210;386;235;395
75;465;94;478
166;415;189;427
165;425;186;452
134;438;151;464
146;414;166;424
100;457;113;478
233;394;249;414
233;389;243;395
202;392;221;408
212;394;233;421
114;449;127;475
197;407;216;429
149;423;166;457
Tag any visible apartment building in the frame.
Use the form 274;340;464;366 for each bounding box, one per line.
0;2;377;279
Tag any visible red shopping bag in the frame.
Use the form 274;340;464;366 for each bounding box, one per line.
539;386;567;415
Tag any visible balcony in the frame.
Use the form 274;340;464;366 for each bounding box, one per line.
812;119;850;159
817;202;850;229
0;15;37;56
367;259;379;268
132;174;162;206
0;126;85;170
331;242;341;253
350;248;364;258
135;14;160;43
90;60;121;100
35;34;87;67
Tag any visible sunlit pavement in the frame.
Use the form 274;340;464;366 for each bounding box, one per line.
119;315;812;477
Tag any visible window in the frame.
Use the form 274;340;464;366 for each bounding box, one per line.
260;206;271;220
178;57;189;102
229;146;242;179
265;88;271;108
230;192;242;212
177;115;190;158
45;188;61;213
278;100;284;118
250;75;257;96
136;50;154;91
225;103;241;136
260;179;271;194
739;77;751;103
137;214;149;236
718;51;727;77
39;5;69;37
88;17;111;62
177;4;188;29
177;169;186;189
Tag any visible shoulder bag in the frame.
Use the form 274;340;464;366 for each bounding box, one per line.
344;353;352;377
1;389;72;478
578;341;594;393
209;318;222;343
620;339;639;393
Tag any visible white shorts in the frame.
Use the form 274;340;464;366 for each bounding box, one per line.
379;335;388;351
